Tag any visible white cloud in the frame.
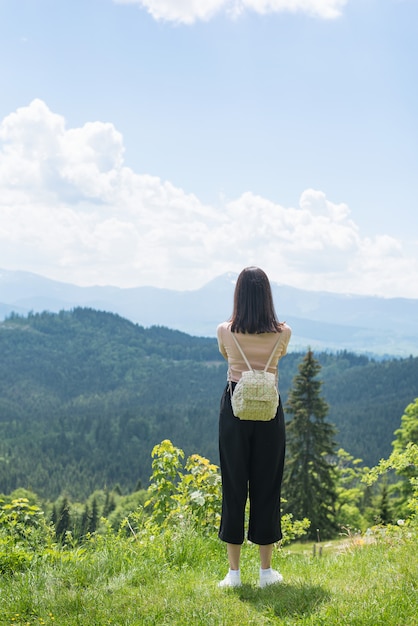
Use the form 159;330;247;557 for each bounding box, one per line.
114;0;348;24
0;99;417;298
235;0;347;20
114;0;227;23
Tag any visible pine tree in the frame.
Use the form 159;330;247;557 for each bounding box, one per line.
81;503;90;537
55;496;71;542
88;497;99;534
51;504;57;527
103;490;116;518
283;349;338;539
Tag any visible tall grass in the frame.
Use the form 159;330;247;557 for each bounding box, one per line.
1;522;417;626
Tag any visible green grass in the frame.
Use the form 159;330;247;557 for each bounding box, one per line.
1;526;417;626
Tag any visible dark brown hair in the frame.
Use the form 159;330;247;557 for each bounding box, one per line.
230;266;283;334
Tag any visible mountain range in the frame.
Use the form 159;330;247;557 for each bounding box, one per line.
1;268;417;357
1;307;417;499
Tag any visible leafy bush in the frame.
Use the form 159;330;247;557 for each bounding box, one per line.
364;442;418;525
0;497;53;574
0;535;34;573
143;439;309;543
0;497;52;547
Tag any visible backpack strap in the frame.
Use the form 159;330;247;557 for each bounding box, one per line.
231;333;253;371
231;333;281;372
264;336;282;371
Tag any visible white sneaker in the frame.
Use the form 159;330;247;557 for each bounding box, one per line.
259;568;283;588
218;571;242;588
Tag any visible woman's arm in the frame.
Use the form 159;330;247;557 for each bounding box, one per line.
217;323;228;360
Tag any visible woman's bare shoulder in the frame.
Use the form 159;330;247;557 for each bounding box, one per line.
278;323;291;344
217;321;231;339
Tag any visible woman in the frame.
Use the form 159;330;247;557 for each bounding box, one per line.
217;266;291;588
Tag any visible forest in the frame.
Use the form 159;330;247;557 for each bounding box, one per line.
1;307;418;500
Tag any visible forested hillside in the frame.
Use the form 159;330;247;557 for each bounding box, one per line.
1;308;417;500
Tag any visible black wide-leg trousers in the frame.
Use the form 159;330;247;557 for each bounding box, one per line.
218;384;286;546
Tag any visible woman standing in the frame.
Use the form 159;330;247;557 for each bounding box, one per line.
217;267;291;588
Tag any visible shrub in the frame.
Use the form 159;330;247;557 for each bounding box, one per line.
143;439;309;543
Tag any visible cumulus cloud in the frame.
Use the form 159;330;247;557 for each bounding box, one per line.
0;99;417;298
114;0;348;24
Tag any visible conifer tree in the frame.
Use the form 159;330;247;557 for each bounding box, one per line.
81;503;90;537
51;504;57;528
88;497;99;534
55;496;71;542
283;349;338;539
103;490;116;518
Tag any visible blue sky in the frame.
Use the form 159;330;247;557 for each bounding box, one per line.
1;0;417;298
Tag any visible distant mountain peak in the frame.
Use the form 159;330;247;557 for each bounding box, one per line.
1;268;418;356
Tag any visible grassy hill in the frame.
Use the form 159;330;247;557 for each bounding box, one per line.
1;308;418;500
1;521;417;625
